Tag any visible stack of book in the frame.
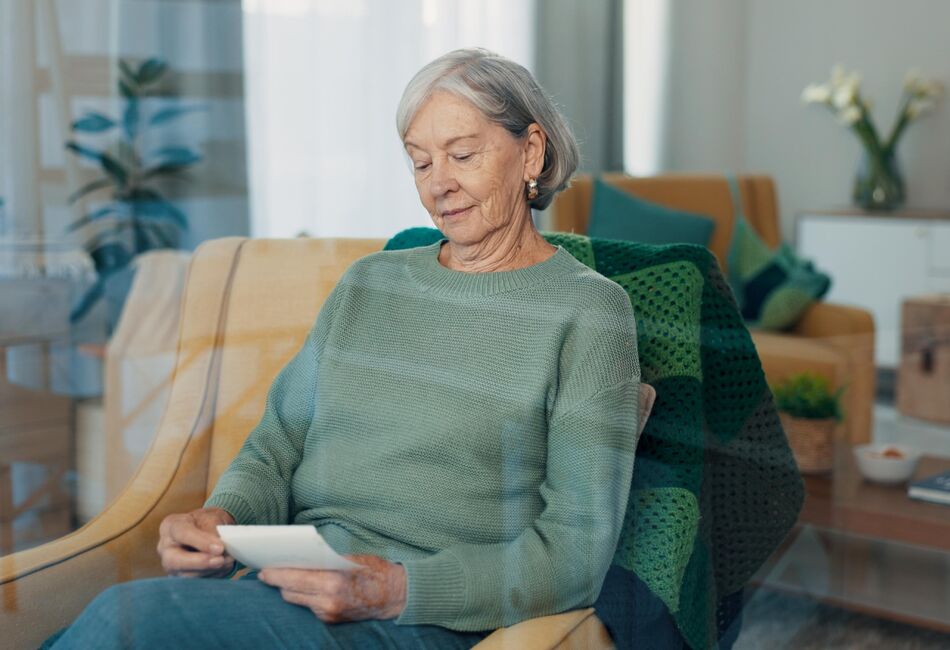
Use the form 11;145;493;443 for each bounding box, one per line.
908;469;950;505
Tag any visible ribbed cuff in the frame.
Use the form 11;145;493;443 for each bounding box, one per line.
395;551;467;627
203;492;258;525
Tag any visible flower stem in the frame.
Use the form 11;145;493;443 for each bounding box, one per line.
884;92;912;154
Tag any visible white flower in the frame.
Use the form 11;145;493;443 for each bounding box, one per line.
921;80;944;99
838;106;862;125
906;98;937;119
832;82;858;109
904;69;944;99
830;64;848;87
801;83;831;104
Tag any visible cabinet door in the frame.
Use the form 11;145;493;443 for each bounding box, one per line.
930;222;950;293
930;222;950;276
798;215;932;367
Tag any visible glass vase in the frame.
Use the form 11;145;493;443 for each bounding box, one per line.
852;147;905;211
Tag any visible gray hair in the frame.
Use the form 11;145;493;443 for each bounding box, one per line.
396;48;579;211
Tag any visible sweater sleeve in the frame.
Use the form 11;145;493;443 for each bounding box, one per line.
395;283;641;631
204;278;346;525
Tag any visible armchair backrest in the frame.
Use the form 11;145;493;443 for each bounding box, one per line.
204;238;387;494
548;173;782;274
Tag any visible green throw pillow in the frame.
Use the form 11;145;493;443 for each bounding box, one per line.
725;176;831;331
587;177;715;246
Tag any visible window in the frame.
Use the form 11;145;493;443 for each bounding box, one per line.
242;0;535;238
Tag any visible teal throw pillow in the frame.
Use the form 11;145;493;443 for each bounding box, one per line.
725;176;831;331
587;178;715;246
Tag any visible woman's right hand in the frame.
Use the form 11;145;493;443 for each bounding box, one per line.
157;507;237;578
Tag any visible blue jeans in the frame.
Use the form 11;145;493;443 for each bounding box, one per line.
50;565;687;649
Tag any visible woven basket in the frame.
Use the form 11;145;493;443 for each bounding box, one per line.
779;413;836;474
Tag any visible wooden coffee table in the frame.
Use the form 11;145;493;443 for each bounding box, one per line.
757;449;950;632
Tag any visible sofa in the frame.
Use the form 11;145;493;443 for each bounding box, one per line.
548;173;876;444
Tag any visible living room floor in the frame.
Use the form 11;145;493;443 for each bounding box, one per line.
736;401;950;648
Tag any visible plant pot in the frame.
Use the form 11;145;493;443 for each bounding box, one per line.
779;413;836;474
853;147;905;211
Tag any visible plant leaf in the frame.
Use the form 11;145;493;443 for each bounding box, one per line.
136;58;167;85
147;147;202;167
66;205;121;232
149;105;206;126
123;98;140;140
99;153;129;187
128;188;187;228
118;78;136;100
72;113;116;133
68;177;113;203
67;143;129;188
142;163;198;180
143;147;202;180
150;169;192;184
83;222;136;255
118;59;138;85
127;193;188;229
128;187;165;202
65;142;105;164
88;241;133;275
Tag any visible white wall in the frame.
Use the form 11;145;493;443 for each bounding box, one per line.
746;0;950;240
664;0;747;172
662;0;950;241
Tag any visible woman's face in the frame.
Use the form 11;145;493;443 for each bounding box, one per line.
403;92;544;247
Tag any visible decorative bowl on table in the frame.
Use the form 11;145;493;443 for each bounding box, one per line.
853;443;922;484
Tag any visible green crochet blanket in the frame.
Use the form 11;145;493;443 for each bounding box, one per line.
384;228;804;649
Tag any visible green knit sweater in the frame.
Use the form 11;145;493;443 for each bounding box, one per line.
205;238;642;631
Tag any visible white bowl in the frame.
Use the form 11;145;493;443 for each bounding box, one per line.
853;443;921;484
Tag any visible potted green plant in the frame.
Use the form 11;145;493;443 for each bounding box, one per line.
65;57;204;327
771;372;845;474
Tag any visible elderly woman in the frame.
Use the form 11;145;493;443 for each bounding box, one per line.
52;49;675;649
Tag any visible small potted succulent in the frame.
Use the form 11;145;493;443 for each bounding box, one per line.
771;372;845;474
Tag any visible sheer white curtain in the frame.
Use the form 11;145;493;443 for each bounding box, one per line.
622;0;671;176
242;0;535;239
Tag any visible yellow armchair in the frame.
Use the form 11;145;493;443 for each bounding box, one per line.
2;237;636;649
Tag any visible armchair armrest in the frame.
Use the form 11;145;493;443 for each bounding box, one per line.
0;238;244;649
474;608;613;649
791;301;874;340
470;384;656;650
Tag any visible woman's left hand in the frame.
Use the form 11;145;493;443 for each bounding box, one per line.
259;555;407;622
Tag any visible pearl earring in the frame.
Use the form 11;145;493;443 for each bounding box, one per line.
526;178;539;201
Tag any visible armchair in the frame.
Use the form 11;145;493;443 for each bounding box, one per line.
0;239;615;648
2;233;799;649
